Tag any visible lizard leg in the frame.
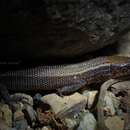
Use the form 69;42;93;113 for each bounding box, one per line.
58;80;86;95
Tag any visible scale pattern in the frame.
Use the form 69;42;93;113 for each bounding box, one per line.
0;56;130;91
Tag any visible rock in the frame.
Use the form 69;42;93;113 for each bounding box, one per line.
111;81;130;94
116;109;125;119
0;103;12;127
82;90;98;109
110;94;120;115
1;0;130;61
33;93;42;101
11;93;33;106
14;119;28;130
23;104;37;124
104;92;116;116
41;93;87;119
14;110;25;121
11;102;24;111
105;116;124;130
10;94;37;126
14;110;29;130
77;111;97;130
64;118;78;130
37;108;52;125
33;93;43;107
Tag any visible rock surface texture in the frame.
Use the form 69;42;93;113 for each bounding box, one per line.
0;0;130;61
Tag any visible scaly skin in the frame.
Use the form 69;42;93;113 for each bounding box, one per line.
0;56;130;93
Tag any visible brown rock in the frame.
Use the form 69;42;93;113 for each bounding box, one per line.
105;116;124;130
14;110;25;121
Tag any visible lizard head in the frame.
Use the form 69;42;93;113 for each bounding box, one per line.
108;56;130;78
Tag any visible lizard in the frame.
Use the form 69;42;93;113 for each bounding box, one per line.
0;55;130;106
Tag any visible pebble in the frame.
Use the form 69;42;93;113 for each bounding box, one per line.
14;110;25;121
41;93;87;119
111;81;130;94
33;93;42;101
11;93;33;106
1;88;124;130
11;102;24;111
33;93;43;107
64;118;78;130
104;92;117;116
105;116;124;130
77;111;97;130
13;110;30;130
14;119;28;130
0;103;12;127
116;109;125;119
82;90;98;109
23;104;37;123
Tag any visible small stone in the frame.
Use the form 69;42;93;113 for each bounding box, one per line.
0;103;12;127
11;102;24;111
14;110;29;130
14;119;28;130
11;93;33;106
77;111;97;130
33;93;43;107
111;81;130;94
14;110;25;121
64;118;78;130
23;104;37;123
37;108;52;125
41;93;87;119
82;90;98;108
104;92;117;116
116;109;125;119
33;93;42;101
105;116;124;130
